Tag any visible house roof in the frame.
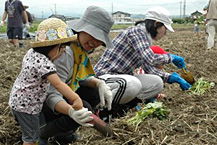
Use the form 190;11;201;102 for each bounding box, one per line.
48;14;66;21
112;11;131;15
191;10;203;16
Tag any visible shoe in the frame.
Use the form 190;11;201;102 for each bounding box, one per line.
38;137;49;145
48;132;78;145
145;98;156;103
19;43;23;48
97;98;143;122
97;108;112;123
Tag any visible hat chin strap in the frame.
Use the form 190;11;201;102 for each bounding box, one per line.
51;44;61;61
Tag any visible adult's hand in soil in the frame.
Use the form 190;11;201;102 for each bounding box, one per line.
68;107;93;127
169;54;186;69
97;80;113;110
168;72;191;90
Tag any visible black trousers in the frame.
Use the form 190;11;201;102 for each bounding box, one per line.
40;86;100;139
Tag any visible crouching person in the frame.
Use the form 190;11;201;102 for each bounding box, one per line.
39;6;115;145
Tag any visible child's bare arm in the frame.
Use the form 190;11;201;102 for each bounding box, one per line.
46;73;83;110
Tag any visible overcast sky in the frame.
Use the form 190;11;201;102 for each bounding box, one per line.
0;0;208;18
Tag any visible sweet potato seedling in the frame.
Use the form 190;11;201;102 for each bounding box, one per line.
187;78;215;95
127;102;170;126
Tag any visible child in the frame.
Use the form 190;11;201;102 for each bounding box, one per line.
194;20;200;35
9;18;84;145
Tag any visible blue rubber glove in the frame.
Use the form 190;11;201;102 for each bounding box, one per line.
169;54;186;69
167;72;191;90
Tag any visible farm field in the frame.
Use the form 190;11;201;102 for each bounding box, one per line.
0;28;216;145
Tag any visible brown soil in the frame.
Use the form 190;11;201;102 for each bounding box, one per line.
0;29;216;145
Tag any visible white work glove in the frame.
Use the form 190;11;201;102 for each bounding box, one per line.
0;21;4;27
68;107;93;127
96;80;113;110
25;22;30;29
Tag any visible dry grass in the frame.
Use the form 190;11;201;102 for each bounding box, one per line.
0;29;216;144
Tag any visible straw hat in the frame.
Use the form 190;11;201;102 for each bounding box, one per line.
67;6;114;48
31;18;76;48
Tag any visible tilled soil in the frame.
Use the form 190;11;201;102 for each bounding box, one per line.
0;29;216;145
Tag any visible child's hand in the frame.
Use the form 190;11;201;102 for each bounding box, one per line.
72;98;83;110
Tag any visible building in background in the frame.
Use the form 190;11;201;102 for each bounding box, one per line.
190;10;203;19
48;14;66;21
112;11;132;24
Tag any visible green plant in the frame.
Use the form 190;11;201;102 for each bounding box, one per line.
112;24;132;30
0;21;40;33
0;25;7;33
188;78;215;95
128;102;170;126
172;18;186;24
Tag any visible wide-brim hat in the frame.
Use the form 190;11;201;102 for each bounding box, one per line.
31;18;76;48
151;45;168;54
145;6;174;32
66;6;114;48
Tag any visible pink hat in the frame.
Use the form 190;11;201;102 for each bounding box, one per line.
151;45;168;54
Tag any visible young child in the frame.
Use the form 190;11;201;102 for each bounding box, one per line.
9;18;83;145
194;20;200;35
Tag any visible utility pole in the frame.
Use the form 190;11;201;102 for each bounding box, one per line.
180;1;182;18
54;4;57;15
111;3;113;14
41;11;44;19
183;0;186;18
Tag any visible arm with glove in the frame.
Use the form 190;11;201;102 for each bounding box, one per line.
96;80;113;110
0;20;4;27
0;11;7;27
81;77;113;110
167;72;191;90
169;54;186;69
22;11;30;29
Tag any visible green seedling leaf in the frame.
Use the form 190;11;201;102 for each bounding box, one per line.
127;102;170;126
188;78;215;95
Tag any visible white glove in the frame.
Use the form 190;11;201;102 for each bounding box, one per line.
25;22;30;29
0;21;4;27
96;80;113;110
68;107;93;127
